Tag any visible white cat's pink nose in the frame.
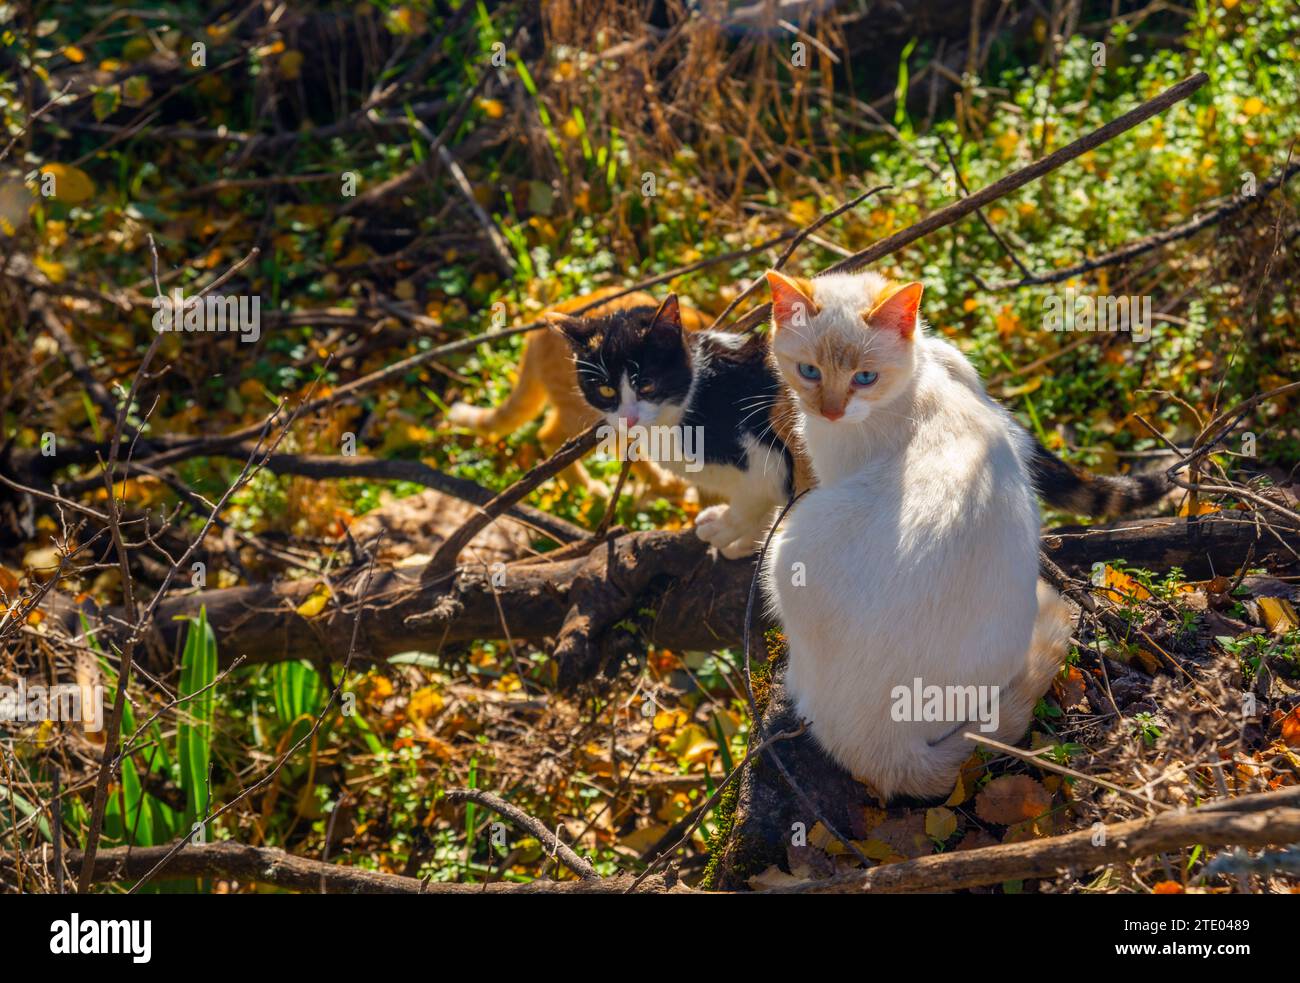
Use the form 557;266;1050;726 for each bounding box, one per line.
821;407;844;421
623;411;640;426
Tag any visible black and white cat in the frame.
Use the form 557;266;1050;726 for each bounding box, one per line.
547;296;794;558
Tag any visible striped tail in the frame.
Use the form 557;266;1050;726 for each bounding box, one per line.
1028;435;1171;516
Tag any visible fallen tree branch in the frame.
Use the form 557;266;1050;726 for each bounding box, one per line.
443;788;599;881
80;513;1297;679
46;842;684;894
774;806;1300;894
23;444;591;547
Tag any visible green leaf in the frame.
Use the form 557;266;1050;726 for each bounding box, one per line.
177;607;217;827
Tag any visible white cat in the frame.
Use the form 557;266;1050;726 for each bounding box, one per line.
760;269;1070;799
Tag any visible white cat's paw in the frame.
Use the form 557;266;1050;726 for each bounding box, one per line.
719;534;758;560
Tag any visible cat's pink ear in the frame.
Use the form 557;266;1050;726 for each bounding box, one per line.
765;271;820;331
866;281;924;339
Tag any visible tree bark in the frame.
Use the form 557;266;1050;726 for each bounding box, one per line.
66;512;1295;679
781;806;1300;894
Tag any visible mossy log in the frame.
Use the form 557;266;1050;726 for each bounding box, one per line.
707;653;877;890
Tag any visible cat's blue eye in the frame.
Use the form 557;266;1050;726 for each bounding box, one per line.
797;363;821;381
852;370;879;387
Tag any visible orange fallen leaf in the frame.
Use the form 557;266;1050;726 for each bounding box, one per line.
975;775;1052;825
1276;707;1300;749
1054;666;1087;709
1096;564;1151;602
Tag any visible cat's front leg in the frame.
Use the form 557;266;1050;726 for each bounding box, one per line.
716;509;778;558
695;502;776;559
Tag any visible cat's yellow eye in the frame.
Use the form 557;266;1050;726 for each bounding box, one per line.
598;385;616;398
638;381;656;394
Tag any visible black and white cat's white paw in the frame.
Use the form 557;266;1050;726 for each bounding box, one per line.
694;504;731;544
695;505;758;559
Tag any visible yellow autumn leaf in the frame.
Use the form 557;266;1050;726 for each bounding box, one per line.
1095;564;1152;602
40;163;96;204
1257;596;1299;635
63;45;86;63
925;806;958;842
478;98;506;119
620;823;671;854
854;838;902;862
34;256;66;283
653;708;686;732
789;198;818;226
295;583;332;618
667;723;717;765
807;821;835;851
945;771;970;806
407;686;445;722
